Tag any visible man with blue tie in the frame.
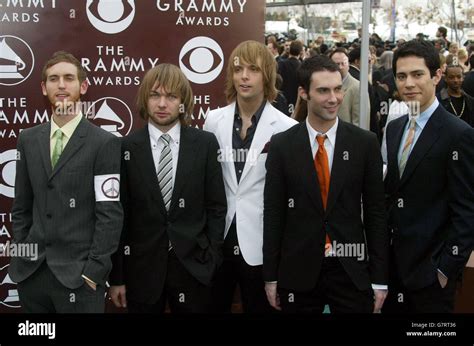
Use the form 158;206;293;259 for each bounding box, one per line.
384;40;474;313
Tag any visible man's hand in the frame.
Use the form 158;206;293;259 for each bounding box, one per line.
109;285;127;308
438;271;448;288
264;282;281;311
373;289;388;313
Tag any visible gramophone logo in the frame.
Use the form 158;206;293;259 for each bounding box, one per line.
86;0;136;34
0;264;20;309
86;97;133;137
0;149;17;199
0;36;35;86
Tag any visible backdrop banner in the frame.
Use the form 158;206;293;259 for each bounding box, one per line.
0;0;265;312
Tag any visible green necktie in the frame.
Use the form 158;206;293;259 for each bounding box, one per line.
51;129;64;168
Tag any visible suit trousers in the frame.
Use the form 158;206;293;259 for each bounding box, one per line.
211;223;273;313
383;246;457;313
127;249;212;313
17;261;105;313
278;257;373;313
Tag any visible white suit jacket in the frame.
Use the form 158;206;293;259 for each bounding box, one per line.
204;101;297;266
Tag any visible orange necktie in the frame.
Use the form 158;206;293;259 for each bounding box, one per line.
314;135;331;249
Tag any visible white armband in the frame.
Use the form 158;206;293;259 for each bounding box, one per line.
94;174;120;202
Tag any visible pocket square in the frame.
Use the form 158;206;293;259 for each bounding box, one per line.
261;141;271;154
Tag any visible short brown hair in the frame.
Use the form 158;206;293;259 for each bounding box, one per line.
42;51;87;83
136;64;194;126
225;40;278;103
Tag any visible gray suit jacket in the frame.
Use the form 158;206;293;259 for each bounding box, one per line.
339;73;370;129
9;116;123;289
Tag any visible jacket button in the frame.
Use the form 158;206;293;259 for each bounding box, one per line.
47;183;54;189
46;214;52;219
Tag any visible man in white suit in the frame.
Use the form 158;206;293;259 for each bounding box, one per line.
204;40;297;312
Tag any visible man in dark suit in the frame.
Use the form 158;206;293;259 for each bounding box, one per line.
109;64;226;313
384;40;474;313
263;55;389;313
278;40;302;112
10;51;123;313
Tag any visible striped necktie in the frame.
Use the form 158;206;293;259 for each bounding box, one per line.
399;117;417;177
157;133;173;212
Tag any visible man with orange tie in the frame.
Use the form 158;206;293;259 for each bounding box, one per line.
263;55;389;313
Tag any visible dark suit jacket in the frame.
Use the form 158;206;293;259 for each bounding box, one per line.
385;105;474;290
10;117;123;288
263;120;388;291
110;125;227;305
278;57;301;108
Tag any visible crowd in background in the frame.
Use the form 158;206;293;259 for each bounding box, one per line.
265;25;474;150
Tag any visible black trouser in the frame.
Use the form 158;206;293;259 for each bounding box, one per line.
211;223;273;313
127;250;212;313
278;257;373;313
17;261;105;313
383;247;457;313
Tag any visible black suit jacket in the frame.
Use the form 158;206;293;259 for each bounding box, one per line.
278;57;301;108
110;125;227;304
263;121;388;291
385;105;474;290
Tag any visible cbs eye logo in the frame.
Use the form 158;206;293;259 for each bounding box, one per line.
86;0;135;34
179;37;224;85
0;149;17;199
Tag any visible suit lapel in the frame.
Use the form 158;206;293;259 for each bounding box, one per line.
218;104;238;191
293;123;324;215
131;126;167;215
325;122;348;216
49;117;87;181
169;126;197;213
38;122;52;178
239;102;275;183
399;108;442;187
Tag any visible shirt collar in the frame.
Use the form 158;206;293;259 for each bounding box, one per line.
148;120;181;146
50;112;83;139
234;100;267;123
410;98;439;131
306;116;339;147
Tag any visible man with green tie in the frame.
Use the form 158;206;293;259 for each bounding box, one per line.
9;51;123;313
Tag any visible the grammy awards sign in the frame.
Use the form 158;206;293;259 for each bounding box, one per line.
0;0;265;312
